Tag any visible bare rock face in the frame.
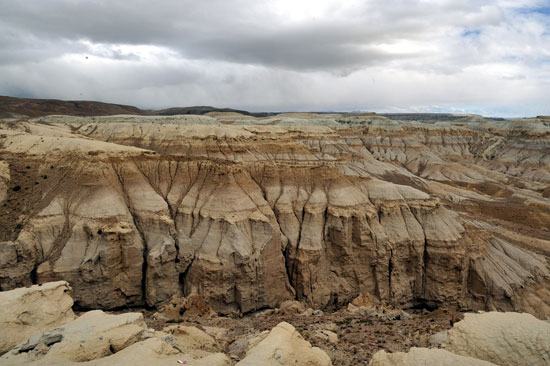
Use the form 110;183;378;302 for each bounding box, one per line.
372;311;550;366
0;280;231;366
236;321;331;366
0;281;75;354
1;310;147;364
370;348;498;366
1;307;230;366
0;113;549;317
79;338;231;366
445;312;550;366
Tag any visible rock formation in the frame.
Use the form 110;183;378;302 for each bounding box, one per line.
369;311;550;366
0;282;232;366
2;310;147;364
1;310;233;366
370;348;497;366
1;282;332;366
0;112;549;317
236;321;331;366
445;312;550;366
155;294;217;321
0;281;75;354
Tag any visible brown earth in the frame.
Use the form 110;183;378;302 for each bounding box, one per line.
133;305;462;365
0;109;549;322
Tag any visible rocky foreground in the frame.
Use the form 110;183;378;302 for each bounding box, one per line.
1;282;549;366
1;111;549;317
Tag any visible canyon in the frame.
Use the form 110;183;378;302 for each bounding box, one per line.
0;109;549;320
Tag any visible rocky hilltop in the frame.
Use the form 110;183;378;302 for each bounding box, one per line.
0;111;549;318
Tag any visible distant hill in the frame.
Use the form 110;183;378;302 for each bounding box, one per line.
157;106;274;118
0;96;154;117
0;96;509;121
380;113;505;122
0;97;277;118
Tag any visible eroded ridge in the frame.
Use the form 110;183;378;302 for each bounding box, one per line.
1;113;549;317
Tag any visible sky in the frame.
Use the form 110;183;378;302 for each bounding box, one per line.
0;0;549;117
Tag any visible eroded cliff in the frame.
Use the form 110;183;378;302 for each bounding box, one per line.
0;113;549;316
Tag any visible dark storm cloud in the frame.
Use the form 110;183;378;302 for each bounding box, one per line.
0;0;549;116
0;0;502;71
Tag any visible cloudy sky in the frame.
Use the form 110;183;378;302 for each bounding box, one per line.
1;0;549;116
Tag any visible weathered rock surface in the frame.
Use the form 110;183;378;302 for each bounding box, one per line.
445;312;550;366
236;321;331;366
1;310;147;364
0;281;75;354
428;330;448;348
81;338;231;366
314;329;339;345
1;113;549;317
370;347;497;366
155;294;217;321
279;299;307;314
227;331;269;360
0;287;231;366
162;324;221;357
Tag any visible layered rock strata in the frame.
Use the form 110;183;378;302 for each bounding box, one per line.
0;113;549;316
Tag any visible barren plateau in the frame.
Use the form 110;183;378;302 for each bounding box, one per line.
0;105;549;364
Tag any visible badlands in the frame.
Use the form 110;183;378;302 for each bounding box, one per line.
0;99;549;365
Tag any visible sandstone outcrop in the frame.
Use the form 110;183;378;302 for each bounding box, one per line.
2;310;147;364
3;278;550;366
0;282;231;366
370;311;550;366
80;338;231;366
370;347;497;366
445;312;550;366
0;281;75;354
236;321;332;366
1;113;549;317
162;324;221;356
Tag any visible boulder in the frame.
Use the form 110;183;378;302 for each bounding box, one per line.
400;310;412;320
370;347;497;366
445;312;550;366
1;310;232;366
428;330;448;348
5;336;231;366
155;294;217;321
279;300;306;314
228;331;269;360
1;310;146;364
313;330;338;345
236;322;331;366
82;337;231;366
162;325;220;358
201;326;230;342
0;281;75;354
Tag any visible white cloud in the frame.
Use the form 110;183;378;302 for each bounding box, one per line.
0;0;548;116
